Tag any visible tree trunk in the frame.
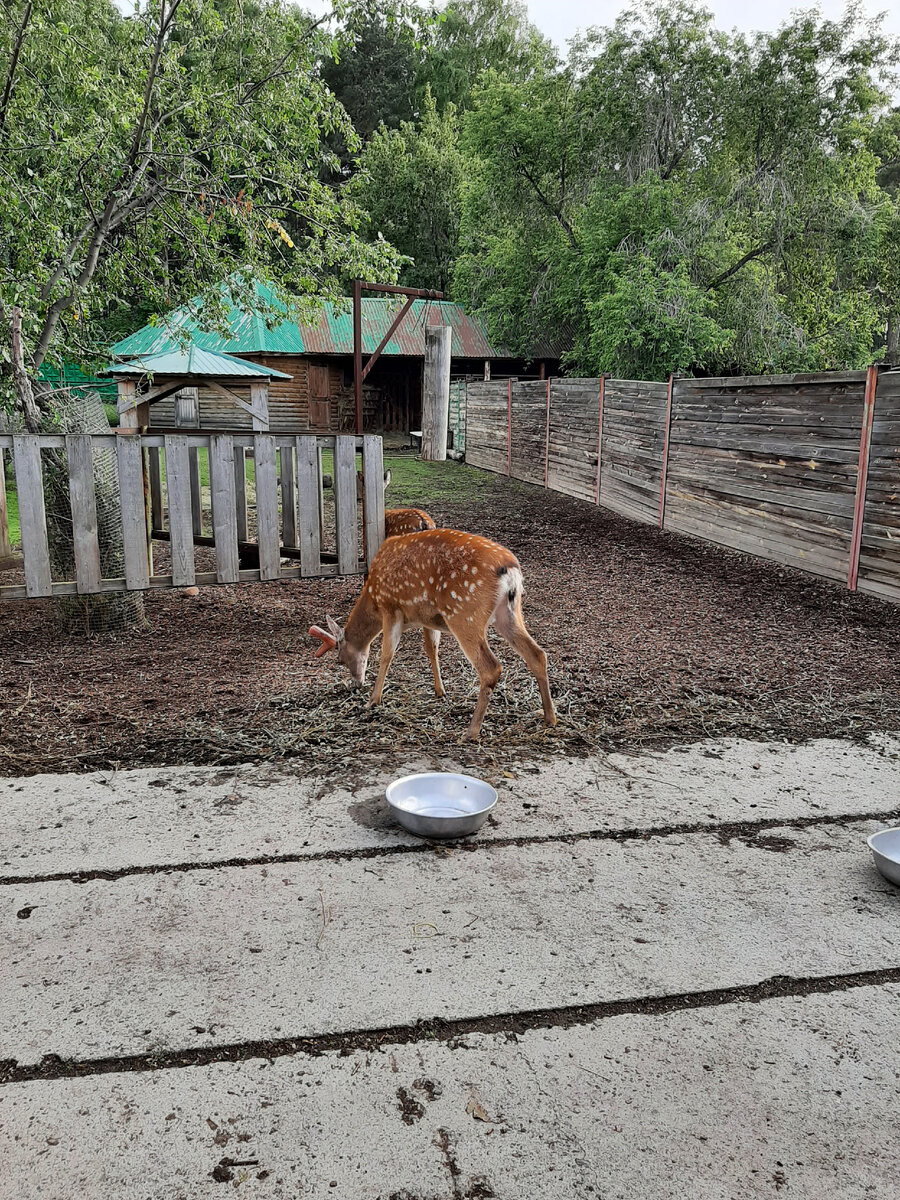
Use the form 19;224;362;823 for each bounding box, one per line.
44;390;147;635
887;312;900;366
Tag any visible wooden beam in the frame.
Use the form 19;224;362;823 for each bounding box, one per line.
361;295;415;382
595;375;605;504
0;448;11;559
847;365;878;592
657;374;674;528
353;278;363;434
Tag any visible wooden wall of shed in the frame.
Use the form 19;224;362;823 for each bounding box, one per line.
858;370;900;602
457;368;900;601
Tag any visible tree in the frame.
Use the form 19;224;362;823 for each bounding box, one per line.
0;0;400;412
454;4;900;377
352;90;464;290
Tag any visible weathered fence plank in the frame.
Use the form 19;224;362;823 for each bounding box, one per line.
66;434;102;594
280;443;298;548
334;435;358;574
163;435;196;587
254;434;281;581
189;447;202;537
234;446;248;543
209;435;240;584
148;447;164;530
0;448;11;559
362;434;386;568
12;436;52;597
296;436;321;578
115;435;150;590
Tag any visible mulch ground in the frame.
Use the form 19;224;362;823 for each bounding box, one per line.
2;470;900;778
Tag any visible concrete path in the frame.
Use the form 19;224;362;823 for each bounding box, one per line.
1;734;899;1199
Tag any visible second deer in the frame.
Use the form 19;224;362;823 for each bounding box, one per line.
357;469;436;538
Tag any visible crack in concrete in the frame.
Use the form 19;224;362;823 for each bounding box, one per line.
2;967;899;1088
2;807;897;890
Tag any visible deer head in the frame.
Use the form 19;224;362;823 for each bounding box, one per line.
356;469;391;502
308;614;370;685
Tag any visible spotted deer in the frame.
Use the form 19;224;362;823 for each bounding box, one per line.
309;529;556;740
356;469;436;538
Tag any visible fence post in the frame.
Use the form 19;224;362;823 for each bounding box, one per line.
544;378;551;486
847;365;878;592
506;378;512;476
657;374;674;528
0;448;11;559
595;375;605;504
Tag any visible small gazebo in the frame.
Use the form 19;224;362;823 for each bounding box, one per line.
109;346;292;430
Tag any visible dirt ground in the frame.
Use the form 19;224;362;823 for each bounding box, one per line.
2;460;899;777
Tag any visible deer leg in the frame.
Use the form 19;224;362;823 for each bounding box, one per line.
451;627;502;740
422;628;444;698
493;595;557;727
369;617;403;707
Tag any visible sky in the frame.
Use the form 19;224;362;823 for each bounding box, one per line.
524;0;900;49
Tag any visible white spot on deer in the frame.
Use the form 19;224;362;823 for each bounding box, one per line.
450;590;458;600
428;577;434;585
471;567;478;575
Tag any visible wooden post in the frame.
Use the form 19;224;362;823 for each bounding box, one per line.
0;448;11;558
353;279;363;434
484;360;491;381
595;375;605;505
657;374;674;529
544;378;551;487
421;325;452;461
316;443;325;549
847;365;878;592
250;381;269;431
506;378;512;476
117;379;154;575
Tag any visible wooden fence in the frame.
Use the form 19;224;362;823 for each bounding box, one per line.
463;368;900;603
0;432;385;601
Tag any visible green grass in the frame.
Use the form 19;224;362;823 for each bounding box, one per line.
382;455;495;506
3;474;19;547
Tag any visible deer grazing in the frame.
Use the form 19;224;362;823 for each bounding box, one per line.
309;529;556;740
357;469;436;537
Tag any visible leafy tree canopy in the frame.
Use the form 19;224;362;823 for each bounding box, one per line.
454;3;900;376
0;0;400;402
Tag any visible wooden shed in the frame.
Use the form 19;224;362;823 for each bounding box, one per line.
110;279;526;435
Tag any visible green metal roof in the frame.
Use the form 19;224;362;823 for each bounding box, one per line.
38;360;117;398
108;346;292;379
110;278;510;360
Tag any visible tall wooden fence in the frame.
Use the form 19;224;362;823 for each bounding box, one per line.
0;432;385;601
463;369;900;604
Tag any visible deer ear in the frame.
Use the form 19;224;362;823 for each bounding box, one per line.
325;613;343;642
309;625;336;658
384;469;392;487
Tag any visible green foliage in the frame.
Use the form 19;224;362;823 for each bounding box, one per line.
453;3;900;376
0;0;401;401
352;91;464;289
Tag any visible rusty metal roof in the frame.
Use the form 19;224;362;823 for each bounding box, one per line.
110;279;512;360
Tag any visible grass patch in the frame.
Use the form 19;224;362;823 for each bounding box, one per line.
382;456;495;506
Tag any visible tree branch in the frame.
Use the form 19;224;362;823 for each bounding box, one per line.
0;0;34;137
708;241;775;289
510;145;577;248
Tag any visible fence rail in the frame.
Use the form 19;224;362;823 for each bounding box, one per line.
0;431;384;601
462;368;900;604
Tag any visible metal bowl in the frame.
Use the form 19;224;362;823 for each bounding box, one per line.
867;827;900;887
385;772;498;840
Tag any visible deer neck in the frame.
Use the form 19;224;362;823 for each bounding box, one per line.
344;583;383;652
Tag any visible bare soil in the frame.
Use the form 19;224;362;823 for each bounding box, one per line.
2;467;899;777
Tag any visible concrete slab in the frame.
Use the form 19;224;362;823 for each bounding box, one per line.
4;821;898;1066
1;985;897;1199
2;733;899;879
